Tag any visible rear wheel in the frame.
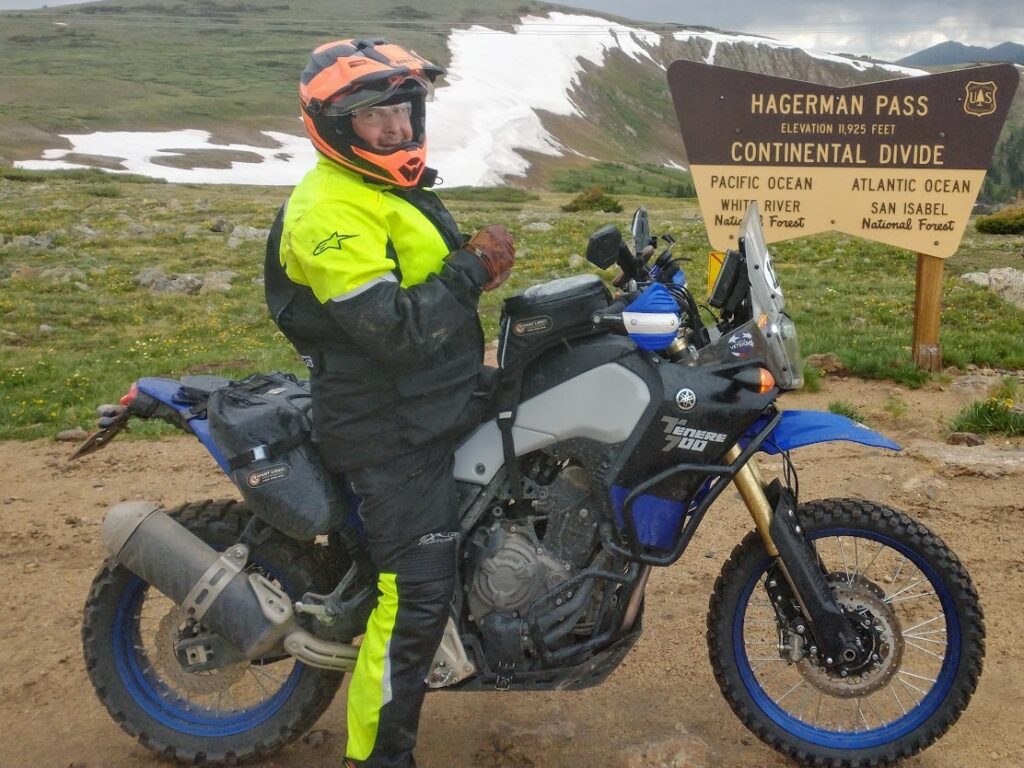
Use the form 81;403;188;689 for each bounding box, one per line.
707;498;984;767
82;499;344;764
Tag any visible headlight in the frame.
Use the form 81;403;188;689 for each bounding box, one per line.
772;314;803;390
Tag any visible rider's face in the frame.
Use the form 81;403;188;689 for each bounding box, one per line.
351;102;414;150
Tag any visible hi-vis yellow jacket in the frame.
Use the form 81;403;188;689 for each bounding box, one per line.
265;156;488;470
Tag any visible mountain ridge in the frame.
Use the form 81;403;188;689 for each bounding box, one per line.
898;41;1024;66
1;0;1021;199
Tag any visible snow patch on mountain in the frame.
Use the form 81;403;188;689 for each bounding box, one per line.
14;13;925;186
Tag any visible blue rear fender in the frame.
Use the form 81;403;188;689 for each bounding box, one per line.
748;410;900;455
136;377;231;474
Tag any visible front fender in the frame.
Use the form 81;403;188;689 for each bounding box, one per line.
747;410;900;455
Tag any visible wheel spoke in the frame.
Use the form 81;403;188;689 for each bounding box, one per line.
896;674;930;699
889;683;908;714
903;633;947;647
795;684;816;722
853;541;887;580
247;667;272;699
856;698;869;731
887;588;936;605
903;615;945;634
838;536;852;579
904;640;946;660
776;680;805;704
885;576;929;603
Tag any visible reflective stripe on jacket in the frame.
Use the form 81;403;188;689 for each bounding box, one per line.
265;156;489;469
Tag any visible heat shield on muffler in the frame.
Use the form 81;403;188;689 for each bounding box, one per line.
102;501;298;659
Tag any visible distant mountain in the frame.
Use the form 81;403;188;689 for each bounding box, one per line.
1;0;1021;196
898;41;1024;66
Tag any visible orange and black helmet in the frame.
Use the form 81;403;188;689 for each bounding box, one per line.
300;38;443;187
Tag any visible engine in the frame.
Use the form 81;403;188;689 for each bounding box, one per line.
465;463;601;623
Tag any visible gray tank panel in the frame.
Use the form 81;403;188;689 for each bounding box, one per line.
454;363;650;484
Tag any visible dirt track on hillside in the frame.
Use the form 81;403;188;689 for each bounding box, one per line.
1;376;1022;768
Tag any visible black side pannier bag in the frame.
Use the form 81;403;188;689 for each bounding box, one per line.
207;372;343;540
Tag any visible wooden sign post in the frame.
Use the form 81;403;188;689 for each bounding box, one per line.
913;253;944;371
666;62;1019;372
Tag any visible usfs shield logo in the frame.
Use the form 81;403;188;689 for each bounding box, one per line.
964;81;997;117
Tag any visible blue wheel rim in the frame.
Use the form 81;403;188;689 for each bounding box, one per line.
111;562;303;737
733;527;961;750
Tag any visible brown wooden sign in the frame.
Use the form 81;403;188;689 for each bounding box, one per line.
667;61;1019;257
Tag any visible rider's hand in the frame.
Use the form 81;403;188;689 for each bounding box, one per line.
465;225;515;291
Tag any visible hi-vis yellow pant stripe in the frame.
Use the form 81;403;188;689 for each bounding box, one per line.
346;572;399;761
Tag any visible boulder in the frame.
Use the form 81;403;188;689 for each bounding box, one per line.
805;352;846;374
912;442;1024;478
947;432;985;446
55;427;89;442
40;266;87;285
152;274;203;295
960;272;989;287
134;267;166;288
988;267;1024;310
961;267;1024;310
227;225;270;248
949;374;1001;402
199;271;235;294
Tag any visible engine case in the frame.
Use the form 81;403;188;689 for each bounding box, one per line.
467;527;570;621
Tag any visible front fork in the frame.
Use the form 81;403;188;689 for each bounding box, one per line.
724;445;864;670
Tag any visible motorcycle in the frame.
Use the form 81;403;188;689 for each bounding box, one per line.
74;203;983;766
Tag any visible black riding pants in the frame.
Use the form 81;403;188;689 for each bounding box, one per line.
342;441;458;768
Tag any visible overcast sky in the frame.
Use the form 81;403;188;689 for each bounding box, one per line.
558;1;1022;61
2;0;1020;62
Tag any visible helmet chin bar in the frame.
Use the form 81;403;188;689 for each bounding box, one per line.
303;95;429;187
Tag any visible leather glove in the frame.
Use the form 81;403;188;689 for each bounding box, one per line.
465;224;515;291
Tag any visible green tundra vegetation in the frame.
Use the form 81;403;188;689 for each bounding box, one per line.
2;168;1024;440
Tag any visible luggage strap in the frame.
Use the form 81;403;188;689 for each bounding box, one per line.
227;433;307;471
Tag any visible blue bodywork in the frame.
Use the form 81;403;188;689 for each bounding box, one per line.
746;409;900;455
136;377;231;474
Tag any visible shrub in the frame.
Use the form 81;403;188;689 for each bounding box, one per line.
951;398;1024;436
975;206;1024;234
561;186;622;213
801;363;822;393
439;186;539;203
828;400;866;423
950;376;1024;435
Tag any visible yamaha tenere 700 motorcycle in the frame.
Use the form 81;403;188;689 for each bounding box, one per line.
76;205;982;767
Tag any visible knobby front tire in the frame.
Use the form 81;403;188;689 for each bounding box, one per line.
707;498;984;767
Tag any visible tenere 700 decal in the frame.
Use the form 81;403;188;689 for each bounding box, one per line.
661;416;727;453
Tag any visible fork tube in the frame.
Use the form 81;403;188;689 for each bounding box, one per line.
724;445;779;556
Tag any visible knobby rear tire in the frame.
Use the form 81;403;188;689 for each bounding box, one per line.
82;498;344;765
707;498;984;767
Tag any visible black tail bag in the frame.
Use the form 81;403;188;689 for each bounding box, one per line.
207;372;344;539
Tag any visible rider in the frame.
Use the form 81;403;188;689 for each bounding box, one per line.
264;38;515;768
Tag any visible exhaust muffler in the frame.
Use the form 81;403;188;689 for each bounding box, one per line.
101;501;358;670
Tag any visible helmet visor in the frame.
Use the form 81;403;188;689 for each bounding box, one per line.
322;75;432;117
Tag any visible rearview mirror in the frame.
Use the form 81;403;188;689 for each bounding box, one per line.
586;224;622;269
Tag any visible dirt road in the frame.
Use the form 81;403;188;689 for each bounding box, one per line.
1;377;1021;768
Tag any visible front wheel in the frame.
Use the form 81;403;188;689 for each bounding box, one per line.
82;499;344;765
707;499;984;767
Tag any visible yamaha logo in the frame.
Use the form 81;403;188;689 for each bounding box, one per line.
675;388;697;411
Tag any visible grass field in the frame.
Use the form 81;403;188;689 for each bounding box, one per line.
2;167;1023;440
